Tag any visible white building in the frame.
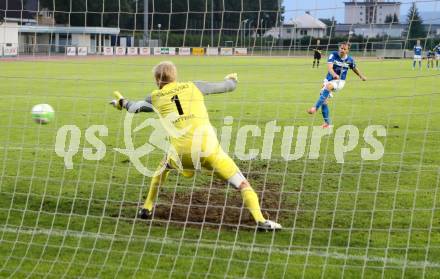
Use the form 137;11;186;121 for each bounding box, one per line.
335;23;406;37
18;25;120;54
0;14;120;55
345;1;401;24
263;13;327;39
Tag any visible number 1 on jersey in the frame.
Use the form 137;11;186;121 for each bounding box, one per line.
171;95;184;115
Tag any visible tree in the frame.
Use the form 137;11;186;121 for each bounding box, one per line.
39;0;134;29
38;0;283;31
385;13;399;24
406;2;426;39
384;14;393;24
37;0;284;46
319;17;336;38
1;0;37;22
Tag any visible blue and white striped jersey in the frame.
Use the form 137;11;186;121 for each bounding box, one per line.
414;45;422;56
326;51;356;81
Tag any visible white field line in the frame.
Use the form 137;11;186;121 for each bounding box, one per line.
1;226;440;269
1;146;440;171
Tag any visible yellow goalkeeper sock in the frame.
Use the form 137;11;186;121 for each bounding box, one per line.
143;169;169;211
241;187;265;223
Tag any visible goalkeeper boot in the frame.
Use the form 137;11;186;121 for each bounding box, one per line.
257;220;282;231
137;208;152;220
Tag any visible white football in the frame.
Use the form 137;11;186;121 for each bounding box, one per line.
31;104;55;124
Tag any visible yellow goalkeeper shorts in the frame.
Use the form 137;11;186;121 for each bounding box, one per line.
167;145;239;180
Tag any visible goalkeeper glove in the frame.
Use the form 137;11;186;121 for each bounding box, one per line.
110;91;127;110
224;73;238;82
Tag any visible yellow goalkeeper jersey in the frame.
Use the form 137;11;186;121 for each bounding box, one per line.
150;81;216;153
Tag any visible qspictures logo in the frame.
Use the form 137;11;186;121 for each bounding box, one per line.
55;103;386;176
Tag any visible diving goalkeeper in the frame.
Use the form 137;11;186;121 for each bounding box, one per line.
110;61;282;231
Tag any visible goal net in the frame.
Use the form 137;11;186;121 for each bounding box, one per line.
1;0;440;278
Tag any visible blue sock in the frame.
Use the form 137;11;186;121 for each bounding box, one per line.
322;103;330;124
314;89;330;109
413;61;416;68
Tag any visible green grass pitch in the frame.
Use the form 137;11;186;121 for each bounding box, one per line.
0;56;439;278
